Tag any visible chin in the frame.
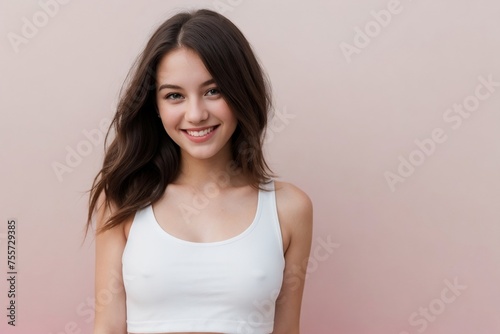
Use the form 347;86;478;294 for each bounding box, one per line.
182;147;223;161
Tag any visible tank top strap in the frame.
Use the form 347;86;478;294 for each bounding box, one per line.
122;203;157;254
256;180;284;255
126;181;283;251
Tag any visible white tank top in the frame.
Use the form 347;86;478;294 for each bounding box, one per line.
122;181;285;334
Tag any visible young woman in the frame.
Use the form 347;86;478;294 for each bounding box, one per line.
87;8;312;334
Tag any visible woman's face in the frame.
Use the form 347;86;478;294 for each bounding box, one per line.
155;47;237;162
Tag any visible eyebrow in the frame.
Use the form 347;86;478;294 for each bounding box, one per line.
157;78;215;92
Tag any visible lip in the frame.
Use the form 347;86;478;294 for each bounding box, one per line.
181;125;220;143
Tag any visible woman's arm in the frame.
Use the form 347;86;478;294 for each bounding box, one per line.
93;194;128;334
272;182;314;334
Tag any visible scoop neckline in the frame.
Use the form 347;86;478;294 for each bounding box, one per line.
148;187;263;246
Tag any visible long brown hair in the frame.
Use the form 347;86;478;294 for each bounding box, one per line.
86;9;274;237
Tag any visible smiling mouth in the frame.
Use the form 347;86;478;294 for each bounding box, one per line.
183;125;219;137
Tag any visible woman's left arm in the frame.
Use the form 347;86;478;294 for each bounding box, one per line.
272;182;313;334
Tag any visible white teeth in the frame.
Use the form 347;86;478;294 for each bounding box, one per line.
186;127;214;137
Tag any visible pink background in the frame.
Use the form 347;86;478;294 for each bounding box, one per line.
1;0;499;333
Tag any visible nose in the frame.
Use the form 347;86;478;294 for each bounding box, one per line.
184;98;208;124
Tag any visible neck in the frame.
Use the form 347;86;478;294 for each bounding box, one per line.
175;145;245;189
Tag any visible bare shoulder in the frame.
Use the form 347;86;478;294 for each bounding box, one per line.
274;181;313;253
274;180;313;219
94;192;133;239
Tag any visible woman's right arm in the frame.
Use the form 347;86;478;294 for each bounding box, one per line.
93;194;128;334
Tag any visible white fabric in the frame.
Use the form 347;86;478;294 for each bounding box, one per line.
122;181;285;334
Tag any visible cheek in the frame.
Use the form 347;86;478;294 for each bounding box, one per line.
158;105;182;130
217;101;237;125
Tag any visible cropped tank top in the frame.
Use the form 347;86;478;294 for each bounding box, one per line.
122;181;285;334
